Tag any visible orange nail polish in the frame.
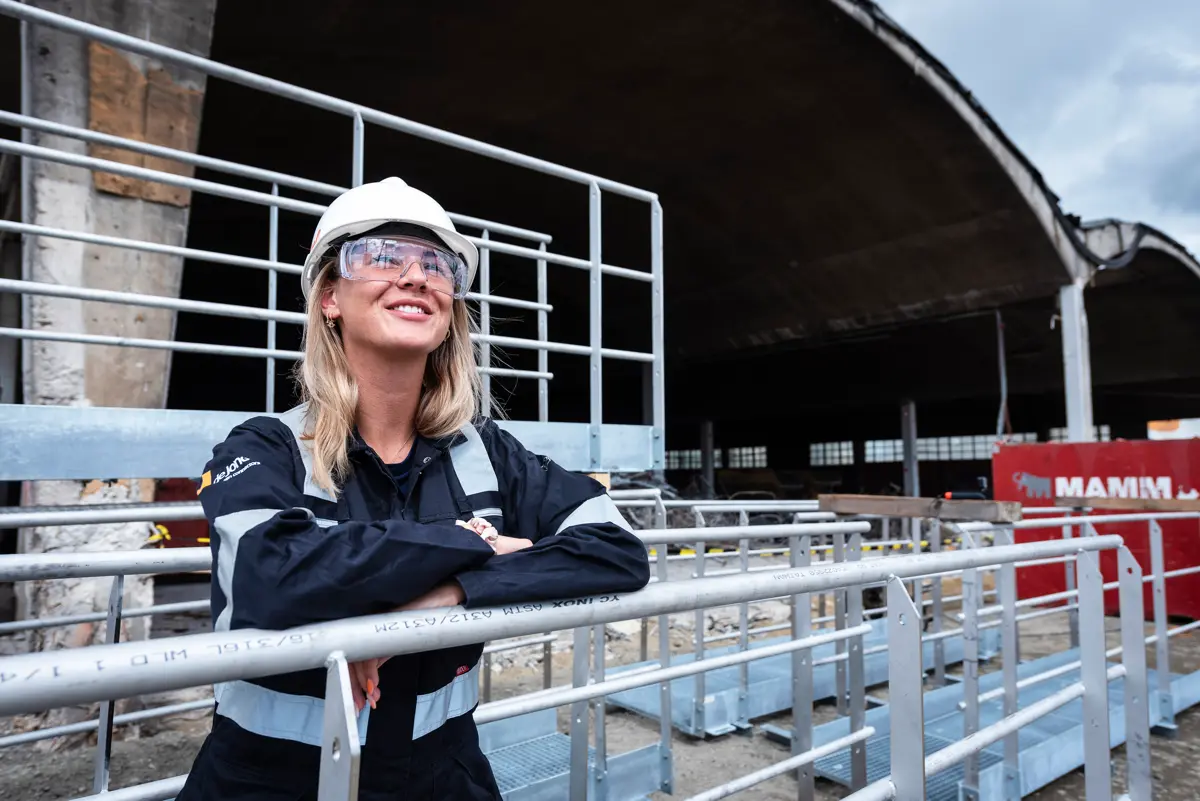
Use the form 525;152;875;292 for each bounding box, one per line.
367;679;374;694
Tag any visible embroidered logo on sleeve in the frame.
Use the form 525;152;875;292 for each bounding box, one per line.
212;456;261;486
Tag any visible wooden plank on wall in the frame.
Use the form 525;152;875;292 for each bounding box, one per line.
1055;496;1200;512
818;493;1023;523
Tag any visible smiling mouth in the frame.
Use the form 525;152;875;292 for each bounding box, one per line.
385;301;431;315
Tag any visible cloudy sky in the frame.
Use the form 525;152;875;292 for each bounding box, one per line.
874;0;1200;255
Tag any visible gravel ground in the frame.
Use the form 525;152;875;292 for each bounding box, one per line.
3;555;1200;800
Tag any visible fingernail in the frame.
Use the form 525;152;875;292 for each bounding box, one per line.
367;679;374;694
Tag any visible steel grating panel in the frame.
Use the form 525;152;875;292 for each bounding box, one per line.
606;619;999;737
487;732;584;792
815;732;1004;801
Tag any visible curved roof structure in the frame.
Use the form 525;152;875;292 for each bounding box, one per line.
6;0;1186;432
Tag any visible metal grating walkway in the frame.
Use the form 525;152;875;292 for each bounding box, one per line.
478;709;661;801
606;619;1000;737
790;648;1200;800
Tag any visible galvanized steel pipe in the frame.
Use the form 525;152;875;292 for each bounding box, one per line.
0;537;1120;716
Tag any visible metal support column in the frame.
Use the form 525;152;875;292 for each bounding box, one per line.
537;241;550;423
266;183;279;412
847;530;867;790
833;531;848;716
790;529;815;801
351;111;364;188
1149;520;1176;735
736;510;751;731
998;526;1020;801
959;526;981;801
650;199;666;477
591;622;608;800
92;574;124;794
1077;549;1113;801
901;400;920;554
931;525;945;686
587;182;602;470
1063;518;1080;648
888;576;927;801
479;229;491;416
692;525;707;735
1059;279;1095;442
569;626;591;801
1118;547;1152;801
654;497;673;794
700;420;715;499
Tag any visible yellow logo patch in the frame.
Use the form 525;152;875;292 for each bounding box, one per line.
197;471;212;495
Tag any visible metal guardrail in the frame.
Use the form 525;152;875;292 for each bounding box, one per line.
1;0;665;471
0;535;1131;801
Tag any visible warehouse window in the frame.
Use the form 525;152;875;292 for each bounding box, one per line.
666;449;723;470
810;441;854;467
1049;425;1110;442
865;439;903;463
866;433;1038;463
728;446;767;468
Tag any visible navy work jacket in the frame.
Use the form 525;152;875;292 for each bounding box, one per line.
196;403;650;756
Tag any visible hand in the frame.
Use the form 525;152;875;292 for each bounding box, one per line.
349;657;386;714
456;518;532;555
347;583;468;713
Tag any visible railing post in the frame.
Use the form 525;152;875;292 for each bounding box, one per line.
931;522;945;687
1063;516;1080;648
1077;548;1113;801
910;519;924;638
536;241;550;423
692;516;707;736
1148;519;1176;735
998;525;1020;801
833;531;848;716
957;526;981;801
847;529;867;790
654;497;673;794
351;111;364;187
482;649;492;703
650;199;665;476
92;573;124;794
1117;546;1152;801
790;527;815;801
887;575;927;801
318;651;361;801
588;181;603;471
569;626;591;801
591;622;608;801
479;229;491;416
736;509;751;731
266;183;279;412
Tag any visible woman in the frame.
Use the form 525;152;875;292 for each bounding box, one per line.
178;177;651;800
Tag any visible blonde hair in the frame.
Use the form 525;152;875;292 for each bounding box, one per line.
294;259;485;495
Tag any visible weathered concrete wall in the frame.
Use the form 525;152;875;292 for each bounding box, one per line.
14;0;217;741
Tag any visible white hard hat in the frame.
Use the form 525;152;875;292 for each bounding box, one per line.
301;177;478;299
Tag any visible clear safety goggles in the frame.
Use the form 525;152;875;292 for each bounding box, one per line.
337;235;469;298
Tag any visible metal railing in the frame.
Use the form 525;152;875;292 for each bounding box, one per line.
0;0;665;470
0;533;1131;801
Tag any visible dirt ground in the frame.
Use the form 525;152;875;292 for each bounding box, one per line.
3;563;1200;800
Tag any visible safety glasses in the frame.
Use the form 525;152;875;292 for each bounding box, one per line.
337;235;470;298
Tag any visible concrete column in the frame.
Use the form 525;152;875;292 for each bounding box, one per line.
901;400;919;496
700;420;716;499
15;0;217;715
1060;280;1096;442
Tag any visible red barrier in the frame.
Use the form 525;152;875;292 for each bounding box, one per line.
993;440;1200;620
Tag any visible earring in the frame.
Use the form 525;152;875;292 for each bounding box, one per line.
325;316;336;329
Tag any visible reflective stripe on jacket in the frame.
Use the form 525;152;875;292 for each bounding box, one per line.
197;403;650;754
